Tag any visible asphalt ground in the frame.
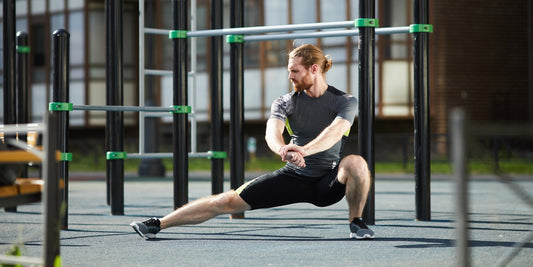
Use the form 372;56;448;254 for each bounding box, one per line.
1;172;532;266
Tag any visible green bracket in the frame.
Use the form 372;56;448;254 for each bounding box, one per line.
226;35;245;43
60;152;73;161
208;151;227;159
16;45;30;53
355;18;379;28
49;102;73;111
169;30;188;39
106;151;128;160
410;24;433;33
170;105;192;114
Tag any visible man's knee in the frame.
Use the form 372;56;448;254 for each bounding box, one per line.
346;155;368;169
340;155;370;183
209;191;250;214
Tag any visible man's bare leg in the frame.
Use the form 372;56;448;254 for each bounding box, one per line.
337;155;371;221
336;155;374;239
131;190;251;239
160;191;251;229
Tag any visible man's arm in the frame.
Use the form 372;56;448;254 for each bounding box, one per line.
265;118;306;167
265;118;286;154
280;117;351;158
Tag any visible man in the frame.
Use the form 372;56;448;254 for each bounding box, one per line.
130;44;374;240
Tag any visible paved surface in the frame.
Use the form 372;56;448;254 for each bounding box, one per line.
1;172;532;266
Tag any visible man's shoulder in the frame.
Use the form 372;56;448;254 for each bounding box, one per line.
327;86;356;102
274;91;297;104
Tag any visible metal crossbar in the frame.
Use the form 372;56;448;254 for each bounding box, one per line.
125;152;215;159
0;123;45;133
244;26;410;42
145;20;357;37
72;104;175;113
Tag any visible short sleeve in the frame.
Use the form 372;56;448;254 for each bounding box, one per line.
269;93;292;121
336;94;357;125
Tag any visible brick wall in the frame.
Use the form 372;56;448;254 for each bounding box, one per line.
431;0;531;135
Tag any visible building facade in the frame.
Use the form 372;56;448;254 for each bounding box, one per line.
1;0;532;157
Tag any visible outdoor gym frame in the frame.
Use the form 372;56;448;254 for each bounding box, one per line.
2;0;431;225
159;0;431;224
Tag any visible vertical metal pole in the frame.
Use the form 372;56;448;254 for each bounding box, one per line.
413;0;431;221
106;0;125;215
527;1;533;124
16;31;30;126
43;111;60;267
16;31;30;179
52;29;70;229
190;0;198;154
229;0;245;219
3;0;16;125
139;0;146;155
211;0;224;194
173;0;189;209
2;0;17;214
358;0;376;225
450;108;470;267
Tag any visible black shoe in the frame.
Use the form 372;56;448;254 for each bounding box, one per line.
130;218;161;239
349;218;375;239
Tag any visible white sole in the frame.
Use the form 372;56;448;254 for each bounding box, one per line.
350;232;375;239
130;222;153;240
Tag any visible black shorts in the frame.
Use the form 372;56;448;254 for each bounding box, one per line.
236;166;346;210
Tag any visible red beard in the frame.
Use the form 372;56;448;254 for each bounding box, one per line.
291;72;313;92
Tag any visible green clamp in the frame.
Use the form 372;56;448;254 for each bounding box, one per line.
208;151;227;159
355;18;379;28
106;151;128;160
49;102;73;111
170;105;192;114
16;45;30;53
226;35;245;43
60;153;73;161
410;24;433;33
169;30;188;39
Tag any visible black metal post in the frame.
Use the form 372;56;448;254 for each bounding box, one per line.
16;31;30;127
2;0;17;213
172;0;189;209
3;0;16;125
52;29;70;229
210;0;224;194
106;0;125;215
16;31;30;180
43;111;60;267
413;0;431;221
358;0;376;225
229;0;245;219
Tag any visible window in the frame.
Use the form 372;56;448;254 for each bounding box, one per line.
69;11;84;66
264;0;289;67
377;0;413;117
30;21;47;83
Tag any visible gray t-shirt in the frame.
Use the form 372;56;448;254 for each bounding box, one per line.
270;85;357;177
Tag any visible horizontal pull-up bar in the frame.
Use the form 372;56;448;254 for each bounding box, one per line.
144;20;355;37
153;23;423;42
188;20;356;37
106;151;227;160
243;26;410;42
48;103;192;114
0;123;44;133
146;20;356;37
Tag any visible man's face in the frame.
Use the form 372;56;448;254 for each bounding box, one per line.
288;57;313;92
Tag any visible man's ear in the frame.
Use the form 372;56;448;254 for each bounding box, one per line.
311;64;319;74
